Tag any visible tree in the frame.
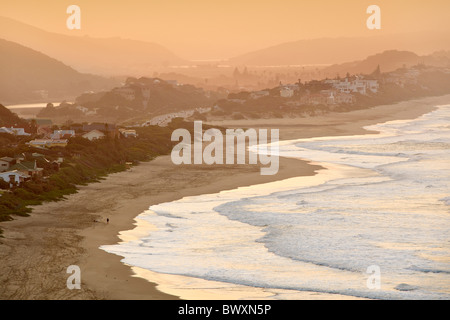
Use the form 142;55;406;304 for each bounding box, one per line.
233;67;241;78
371;65;381;79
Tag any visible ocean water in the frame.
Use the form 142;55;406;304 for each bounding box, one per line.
101;104;450;300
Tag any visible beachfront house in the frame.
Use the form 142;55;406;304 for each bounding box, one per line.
82;123;117;138
82;130;106;141
11;128;30;136
0;127;12;134
10;160;43;178
0;127;30;136
0;170;30;187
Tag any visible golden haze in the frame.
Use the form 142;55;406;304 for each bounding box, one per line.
0;0;449;60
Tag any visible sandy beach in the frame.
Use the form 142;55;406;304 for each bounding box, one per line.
1;94;449;300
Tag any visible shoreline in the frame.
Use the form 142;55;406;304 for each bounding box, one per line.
0;94;449;300
78;155;321;300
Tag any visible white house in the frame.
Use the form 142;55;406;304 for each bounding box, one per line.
326;78;379;95
0;170;30;187
11;128;30;136
0;127;13;134
280;87;294;98
82;130;106;141
0;127;30;136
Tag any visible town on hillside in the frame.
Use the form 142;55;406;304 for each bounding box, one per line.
35;63;450;126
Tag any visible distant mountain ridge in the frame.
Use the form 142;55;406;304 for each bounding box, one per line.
0;16;188;76
0;38;118;104
229;33;450;66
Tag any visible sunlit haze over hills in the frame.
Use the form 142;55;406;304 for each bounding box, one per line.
1;0;450;61
2;0;450;304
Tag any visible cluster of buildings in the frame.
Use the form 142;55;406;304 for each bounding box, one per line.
241;77;379;108
0;154;54;188
324;77;379;95
0;123;138;188
26;124;138;149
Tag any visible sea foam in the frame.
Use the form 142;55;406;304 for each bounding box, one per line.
101;104;450;300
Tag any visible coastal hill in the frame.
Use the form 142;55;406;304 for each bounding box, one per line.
37;77;223;124
229;33;450;66
322;50;420;77
0;104;30;128
322;50;450;77
0;16;188;76
0;38;118;104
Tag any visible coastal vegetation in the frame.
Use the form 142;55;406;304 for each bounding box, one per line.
0;116;205;227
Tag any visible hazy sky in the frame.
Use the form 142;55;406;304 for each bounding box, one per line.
1;0;449;60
